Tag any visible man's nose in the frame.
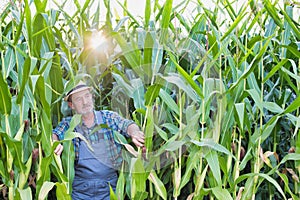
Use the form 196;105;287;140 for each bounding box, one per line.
83;97;88;104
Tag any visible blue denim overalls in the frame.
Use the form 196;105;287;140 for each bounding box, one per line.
71;121;118;199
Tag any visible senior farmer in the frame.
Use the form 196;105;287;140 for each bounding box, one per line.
52;80;145;199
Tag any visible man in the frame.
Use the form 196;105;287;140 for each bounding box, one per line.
52;80;145;199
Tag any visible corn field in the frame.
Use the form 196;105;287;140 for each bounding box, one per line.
0;0;300;199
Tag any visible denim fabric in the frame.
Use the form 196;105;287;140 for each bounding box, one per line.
72;142;118;199
71;175;117;200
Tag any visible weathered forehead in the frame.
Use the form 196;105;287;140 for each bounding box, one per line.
70;88;92;98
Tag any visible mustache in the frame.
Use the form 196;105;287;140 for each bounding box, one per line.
82;104;93;108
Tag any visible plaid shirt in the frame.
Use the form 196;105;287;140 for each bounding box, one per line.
52;110;134;168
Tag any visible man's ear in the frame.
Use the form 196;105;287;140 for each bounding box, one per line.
68;101;74;109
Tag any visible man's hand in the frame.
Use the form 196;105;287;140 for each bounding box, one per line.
127;124;145;148
54;143;64;155
53;134;64;155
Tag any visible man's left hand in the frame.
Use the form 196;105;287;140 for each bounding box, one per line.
128;124;145;148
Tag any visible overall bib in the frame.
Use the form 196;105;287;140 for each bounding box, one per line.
71;125;118;199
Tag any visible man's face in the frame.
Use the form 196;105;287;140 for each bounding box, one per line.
68;89;94;115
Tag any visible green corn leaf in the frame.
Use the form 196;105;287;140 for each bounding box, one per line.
260;116;280;142
19;147;32;189
116;0;140;26
0;159;8;183
73;0;90;27
49;56;64;116
228;36;272;93
113;16;130;32
161;123;179;135
263;0;284;29
160;0;173;43
109;185;118;200
221;0;237;20
24;0;32;53
116;168;125;200
32;13;45;57
133;191;148;200
262;102;284;114
280;6;300;40
38;181;55;200
34;0;47;12
92;2;101;29
145;0;151;28
194;165;209;196
0;74;12;115
55;182;71;200
151;45;163;77
263;59;288;83
16;57;33;104
168;52;203;100
17;187;32;200
205;150;222;186
174;11;191;33
112;32;143;74
246;88;262;112
154;125;168;141
162;74;197;101
145;84;161;106
52;144;64;173
179;146;199;191
40;111;52;157
265;153;300;177
283;95;300;114
63;115;93;153
154;135;185;157
145;106;154;152
113;130;128;145
220;5;248;41
61;140;74;194
276;171;299;200
131;78;145;109
211;187;233;200
36;76;51;114
13;11;25;46
281;45;300;58
207;33;218;58
112;73;134;96
279;153;300;165
191;139;234;157
281;66;300;83
143;32;153;82
35;154;52;198
235;103;245;130
3;46;15;79
130;157;147;198
148;170;167;200
164;140;186;152
235;173;286;200
0;133;25;172
159;89;179;115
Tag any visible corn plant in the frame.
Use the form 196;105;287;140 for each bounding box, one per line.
106;0;300;199
0;0;299;199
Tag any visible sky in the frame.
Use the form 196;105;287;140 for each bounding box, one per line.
1;0;298;27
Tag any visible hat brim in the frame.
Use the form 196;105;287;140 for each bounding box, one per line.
64;86;91;101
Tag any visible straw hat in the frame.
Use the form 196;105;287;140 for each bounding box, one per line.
64;80;91;101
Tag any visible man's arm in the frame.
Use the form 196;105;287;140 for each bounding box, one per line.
127;123;145;148
52;117;72;156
